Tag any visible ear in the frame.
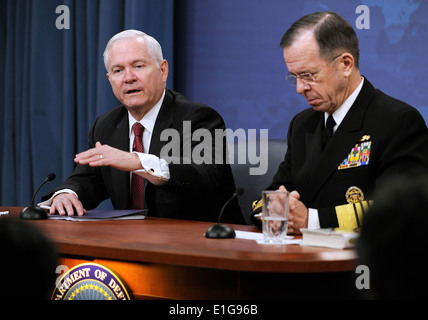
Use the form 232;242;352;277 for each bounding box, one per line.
160;60;169;84
340;53;355;77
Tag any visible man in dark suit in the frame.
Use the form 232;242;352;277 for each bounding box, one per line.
42;30;244;224
252;11;428;233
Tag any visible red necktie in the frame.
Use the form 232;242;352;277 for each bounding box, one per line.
131;122;145;209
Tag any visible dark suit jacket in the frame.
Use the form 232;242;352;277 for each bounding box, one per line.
257;78;428;227
45;90;244;224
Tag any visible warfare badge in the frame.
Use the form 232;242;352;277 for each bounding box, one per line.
360;135;370;142
346;186;364;204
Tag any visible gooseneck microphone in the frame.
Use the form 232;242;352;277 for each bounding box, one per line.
20;173;56;220
205;188;244;239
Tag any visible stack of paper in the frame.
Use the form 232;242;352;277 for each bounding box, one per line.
48;209;147;221
300;228;358;249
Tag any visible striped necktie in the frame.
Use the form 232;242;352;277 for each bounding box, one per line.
131;122;145;209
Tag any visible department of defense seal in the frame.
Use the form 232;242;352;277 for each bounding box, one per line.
346;186;364;204
52;263;133;300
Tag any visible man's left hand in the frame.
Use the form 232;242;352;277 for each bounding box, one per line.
74;141;141;172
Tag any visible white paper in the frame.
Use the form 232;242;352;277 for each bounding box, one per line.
235;230;265;240
235;230;301;245
256;239;302;245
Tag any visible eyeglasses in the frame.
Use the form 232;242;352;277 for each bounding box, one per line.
285;54;342;86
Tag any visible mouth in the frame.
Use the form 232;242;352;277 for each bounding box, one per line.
125;89;142;95
306;96;322;106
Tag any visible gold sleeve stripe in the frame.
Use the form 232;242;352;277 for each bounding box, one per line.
252;199;263;212
335;200;373;230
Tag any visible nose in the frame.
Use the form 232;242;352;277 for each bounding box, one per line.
296;78;310;95
124;68;137;83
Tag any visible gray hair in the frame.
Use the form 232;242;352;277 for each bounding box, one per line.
103;29;164;71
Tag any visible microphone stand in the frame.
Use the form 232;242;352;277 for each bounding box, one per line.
20;173;56;220
205;188;244;239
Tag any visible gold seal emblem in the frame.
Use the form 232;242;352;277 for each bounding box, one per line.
52;263;133;300
346;186;364;204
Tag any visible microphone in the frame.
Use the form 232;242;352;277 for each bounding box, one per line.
20;173;56;220
205;188;244;239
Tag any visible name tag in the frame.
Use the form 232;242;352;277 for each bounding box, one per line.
338;141;371;170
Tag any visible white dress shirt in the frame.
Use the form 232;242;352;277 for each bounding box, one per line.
129;90;170;180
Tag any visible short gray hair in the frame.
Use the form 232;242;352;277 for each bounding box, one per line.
103;29;164;71
280;11;360;68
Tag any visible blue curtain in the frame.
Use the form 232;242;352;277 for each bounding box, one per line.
0;0;174;206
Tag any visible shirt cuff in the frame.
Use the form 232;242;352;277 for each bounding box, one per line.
307;208;321;229
37;189;78;207
134;152;170;180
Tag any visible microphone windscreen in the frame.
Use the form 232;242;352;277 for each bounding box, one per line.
46;173;56;181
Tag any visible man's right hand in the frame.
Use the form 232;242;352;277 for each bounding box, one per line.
50;193;86;216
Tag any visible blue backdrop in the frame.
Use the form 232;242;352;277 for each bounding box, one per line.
175;0;428;139
1;0;427;206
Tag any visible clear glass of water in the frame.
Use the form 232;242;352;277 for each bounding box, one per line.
262;190;289;244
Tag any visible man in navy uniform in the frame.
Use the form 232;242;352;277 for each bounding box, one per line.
252;11;428;233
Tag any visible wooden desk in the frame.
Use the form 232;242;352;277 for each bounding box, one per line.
2;207;358;299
